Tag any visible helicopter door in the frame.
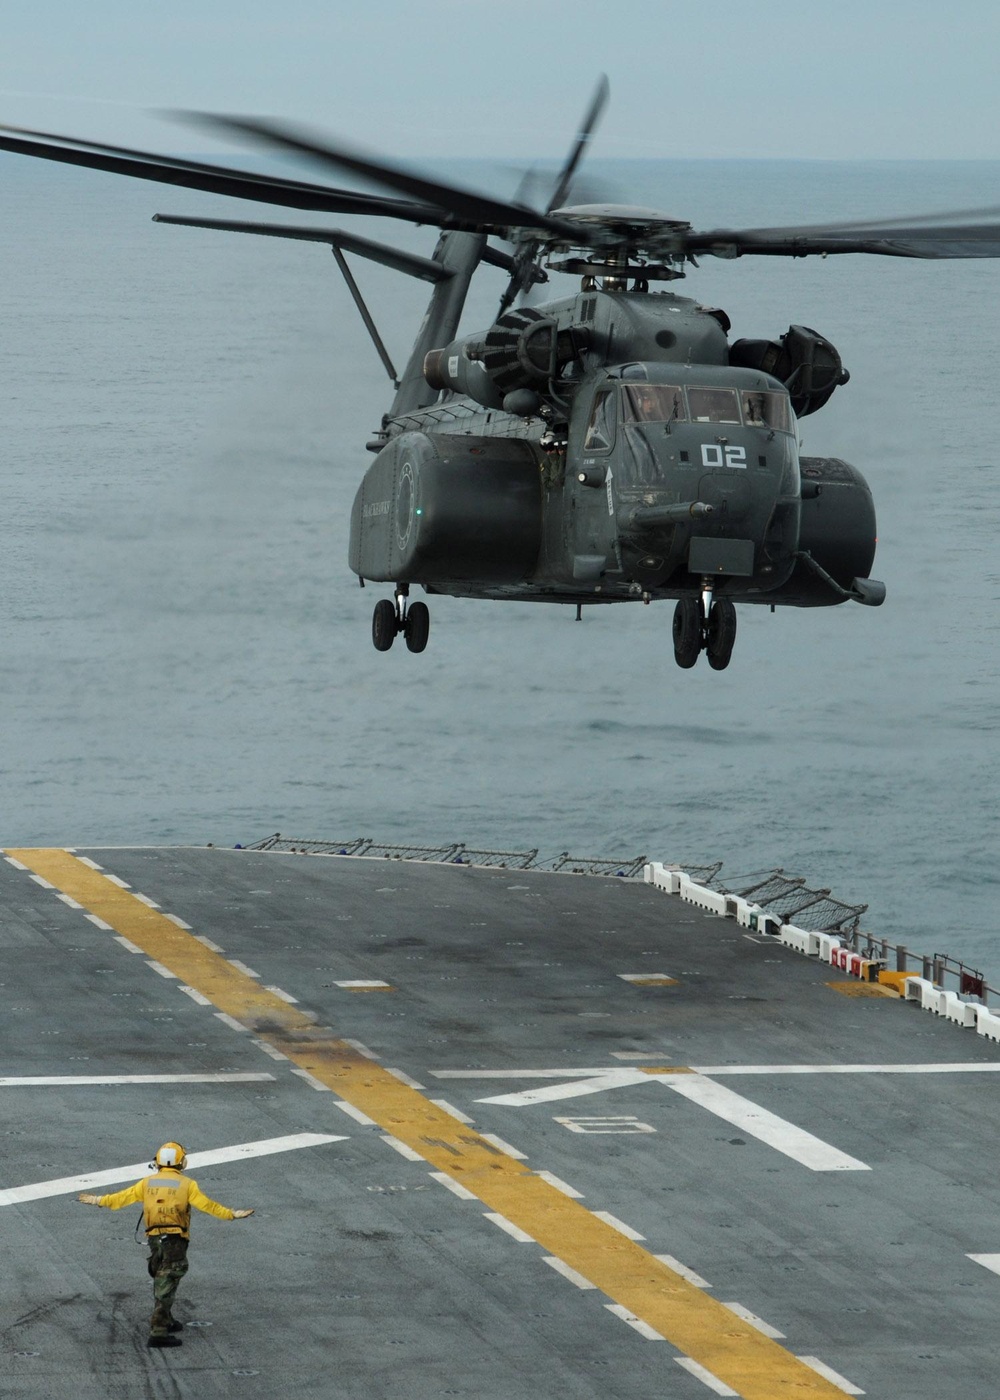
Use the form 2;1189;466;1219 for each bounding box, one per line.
571;385;620;583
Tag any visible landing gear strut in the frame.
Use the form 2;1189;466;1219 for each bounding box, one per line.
371;585;431;654
671;592;737;671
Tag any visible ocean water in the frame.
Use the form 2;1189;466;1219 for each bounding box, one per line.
2;154;999;983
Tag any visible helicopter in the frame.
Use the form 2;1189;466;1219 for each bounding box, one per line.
3;81;1000;669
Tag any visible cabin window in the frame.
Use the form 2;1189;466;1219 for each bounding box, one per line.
741;389;792;433
584;388;616;450
686;387;741;423
622;385;687;424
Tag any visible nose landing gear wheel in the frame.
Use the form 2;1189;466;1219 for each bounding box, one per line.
404;600;430;653
672;598;702;669
705;599;737;670
372;598;398;652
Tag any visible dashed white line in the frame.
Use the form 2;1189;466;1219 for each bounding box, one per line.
591;1210;645;1240
228;960;261;978
134;893;160;908
386;1067;425;1089
85;915;113;931
0;1073;274;1087
76;857;103;871
252;1039;289;1062
165;914;193;929
543;1256;595;1290
605;1304;664;1340
4;856;28;870
429;1171;477;1200
483;1212;534;1243
114;936;142;955
333;979;392;989
334;1100;376;1127
797;1356;865;1395
343;1039;380;1060
265;985;298;1003
56;893;83;909
29;874;54;889
214;1012;248;1033
722;1301;785;1338
654;1255;712;1288
194;933;223;951
479;1133;528;1160
381;1134;423;1162
534;1170;583;1199
290;1068;331;1092
145;960;178;980
429;1098;474;1124
674;1357;737;1394
179;986;212;1006
104;874;130;889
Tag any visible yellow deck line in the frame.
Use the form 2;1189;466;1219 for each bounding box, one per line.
9;847;850;1399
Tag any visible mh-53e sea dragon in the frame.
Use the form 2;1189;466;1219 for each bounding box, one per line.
4;80;1000;668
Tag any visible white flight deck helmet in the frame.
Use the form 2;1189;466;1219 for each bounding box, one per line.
153;1141;187;1169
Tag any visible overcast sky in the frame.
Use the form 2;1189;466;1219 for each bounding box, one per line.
1;0;999;162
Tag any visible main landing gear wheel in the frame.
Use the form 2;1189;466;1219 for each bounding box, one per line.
705;599;737;671
372;598;397;651
404;600;430;653
672;598;702;669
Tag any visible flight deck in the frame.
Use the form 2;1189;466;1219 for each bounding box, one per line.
3;845;999;1399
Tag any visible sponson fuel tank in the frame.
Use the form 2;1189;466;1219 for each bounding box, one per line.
349;431;544;585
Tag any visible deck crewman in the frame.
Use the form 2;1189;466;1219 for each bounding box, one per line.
78;1141;254;1347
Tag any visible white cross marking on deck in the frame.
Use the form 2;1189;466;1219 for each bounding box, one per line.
0;1133;348;1206
475;1068;870;1171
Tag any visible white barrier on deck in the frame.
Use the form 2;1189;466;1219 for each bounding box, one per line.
976;1006;1000;1043
779;924;821;957
677;876;728;917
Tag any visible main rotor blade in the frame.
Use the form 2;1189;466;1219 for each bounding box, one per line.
152;214;454;282
686;219;1000;259
547;73;610;214
183;112;593;241
0;124;451;224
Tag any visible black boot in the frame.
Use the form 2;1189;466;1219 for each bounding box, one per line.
148;1334;183;1348
167;1321;183;1333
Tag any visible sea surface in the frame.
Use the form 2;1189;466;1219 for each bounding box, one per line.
2;153;999;984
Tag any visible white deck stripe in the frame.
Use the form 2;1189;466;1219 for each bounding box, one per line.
483;1212;534;1242
134;893;159;908
114;936;142;954
214;1012;248;1032
0;1133;346;1205
430;1171;477;1200
605;1304;664;1340
692;1063;1000;1075
479;1133;528;1160
381;1134;423;1162
178;985;211;1005
228;960;261;978
145;960;178;979
534;1170;583;1199
477;1068;649;1106
85;915;113;931
0;1073;274;1087
543;1256;595;1289
663;1076;871;1172
654;1254;712;1288
674;1357;738;1394
4;856;28;869
592;1210;645;1240
290;1068;331;1092
429;1098;474;1124
29;874;54;888
722;1302;785;1338
334;1100;376;1126
56;893;83;909
797;1356;865;1394
386;1067;425;1089
968;1253;1000;1275
165;913;192;929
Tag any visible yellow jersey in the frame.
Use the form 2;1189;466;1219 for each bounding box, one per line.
96;1168;237;1238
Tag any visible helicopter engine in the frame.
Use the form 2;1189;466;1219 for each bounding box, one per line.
424;309;591;411
350;430;544;584
729;324;849;417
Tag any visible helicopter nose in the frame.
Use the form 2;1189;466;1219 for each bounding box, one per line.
697;470;751;521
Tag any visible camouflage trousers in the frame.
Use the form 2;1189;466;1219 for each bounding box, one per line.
146;1233;189;1336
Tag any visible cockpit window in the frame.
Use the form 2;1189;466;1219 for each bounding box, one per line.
622;385;687;424
686;387;741;423
584;388;616;450
741;389;792;433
